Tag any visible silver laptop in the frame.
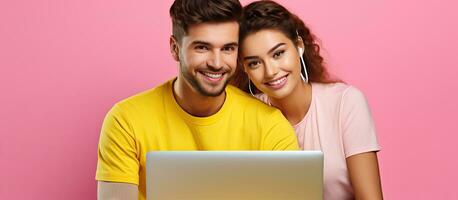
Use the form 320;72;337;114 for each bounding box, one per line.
146;151;323;200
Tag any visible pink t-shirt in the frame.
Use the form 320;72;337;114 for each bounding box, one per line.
256;82;380;200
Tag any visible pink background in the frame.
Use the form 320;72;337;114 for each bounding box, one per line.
1;0;457;199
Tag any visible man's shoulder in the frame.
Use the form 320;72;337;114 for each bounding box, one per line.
226;85;279;115
113;80;172;113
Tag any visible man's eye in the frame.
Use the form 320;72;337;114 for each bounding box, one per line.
222;46;236;52
195;45;209;51
273;50;285;59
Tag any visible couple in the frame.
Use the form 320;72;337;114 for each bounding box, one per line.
96;0;382;199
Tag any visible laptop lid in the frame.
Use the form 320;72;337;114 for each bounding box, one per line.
146;151;323;200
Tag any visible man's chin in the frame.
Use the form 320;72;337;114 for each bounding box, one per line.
182;73;231;97
198;85;226;97
196;81;227;97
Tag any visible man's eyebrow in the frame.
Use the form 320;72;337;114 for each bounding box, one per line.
190;41;238;48
191;40;211;46
223;42;238;47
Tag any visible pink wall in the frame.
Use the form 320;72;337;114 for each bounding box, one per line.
1;0;457;199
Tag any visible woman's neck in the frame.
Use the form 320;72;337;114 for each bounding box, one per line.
269;82;312;125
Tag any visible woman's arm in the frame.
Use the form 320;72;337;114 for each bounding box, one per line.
346;152;383;200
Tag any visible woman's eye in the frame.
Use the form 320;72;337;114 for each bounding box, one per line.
273;50;285;59
247;60;261;68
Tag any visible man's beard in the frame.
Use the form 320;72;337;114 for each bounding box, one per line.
180;64;231;97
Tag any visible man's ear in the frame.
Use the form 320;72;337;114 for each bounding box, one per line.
170;36;180;62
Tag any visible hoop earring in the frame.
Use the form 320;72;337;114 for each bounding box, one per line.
248;79;255;96
299;54;309;83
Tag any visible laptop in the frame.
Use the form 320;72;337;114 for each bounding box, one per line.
146;151;323;200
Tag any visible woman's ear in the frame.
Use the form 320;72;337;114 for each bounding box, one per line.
296;36;305;55
240;61;247;73
170;36;180;62
236;57;247;73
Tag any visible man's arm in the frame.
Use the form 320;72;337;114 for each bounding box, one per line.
96;104;140;199
263;109;300;150
98;181;138;200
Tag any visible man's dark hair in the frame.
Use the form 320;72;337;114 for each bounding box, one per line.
170;0;242;43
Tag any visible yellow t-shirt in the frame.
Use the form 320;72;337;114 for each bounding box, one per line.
96;79;299;200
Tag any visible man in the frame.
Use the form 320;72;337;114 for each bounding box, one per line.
96;0;299;199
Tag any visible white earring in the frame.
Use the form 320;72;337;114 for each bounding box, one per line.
248;79;255;96
298;47;309;83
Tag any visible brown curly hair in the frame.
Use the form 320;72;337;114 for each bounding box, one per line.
231;0;339;93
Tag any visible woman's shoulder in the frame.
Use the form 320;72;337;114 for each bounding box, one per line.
312;82;350;95
312;82;369;109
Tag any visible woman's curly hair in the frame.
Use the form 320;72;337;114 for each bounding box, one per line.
231;0;339;93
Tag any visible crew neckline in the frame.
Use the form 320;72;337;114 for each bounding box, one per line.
166;79;231;126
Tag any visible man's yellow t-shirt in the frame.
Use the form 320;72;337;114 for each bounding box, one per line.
96;79;299;199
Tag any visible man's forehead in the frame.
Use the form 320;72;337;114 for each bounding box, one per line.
182;22;239;46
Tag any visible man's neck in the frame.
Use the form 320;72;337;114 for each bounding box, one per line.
172;78;226;117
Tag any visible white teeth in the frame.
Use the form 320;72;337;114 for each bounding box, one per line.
268;76;286;85
202;72;223;79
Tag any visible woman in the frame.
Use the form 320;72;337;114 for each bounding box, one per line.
232;1;383;199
